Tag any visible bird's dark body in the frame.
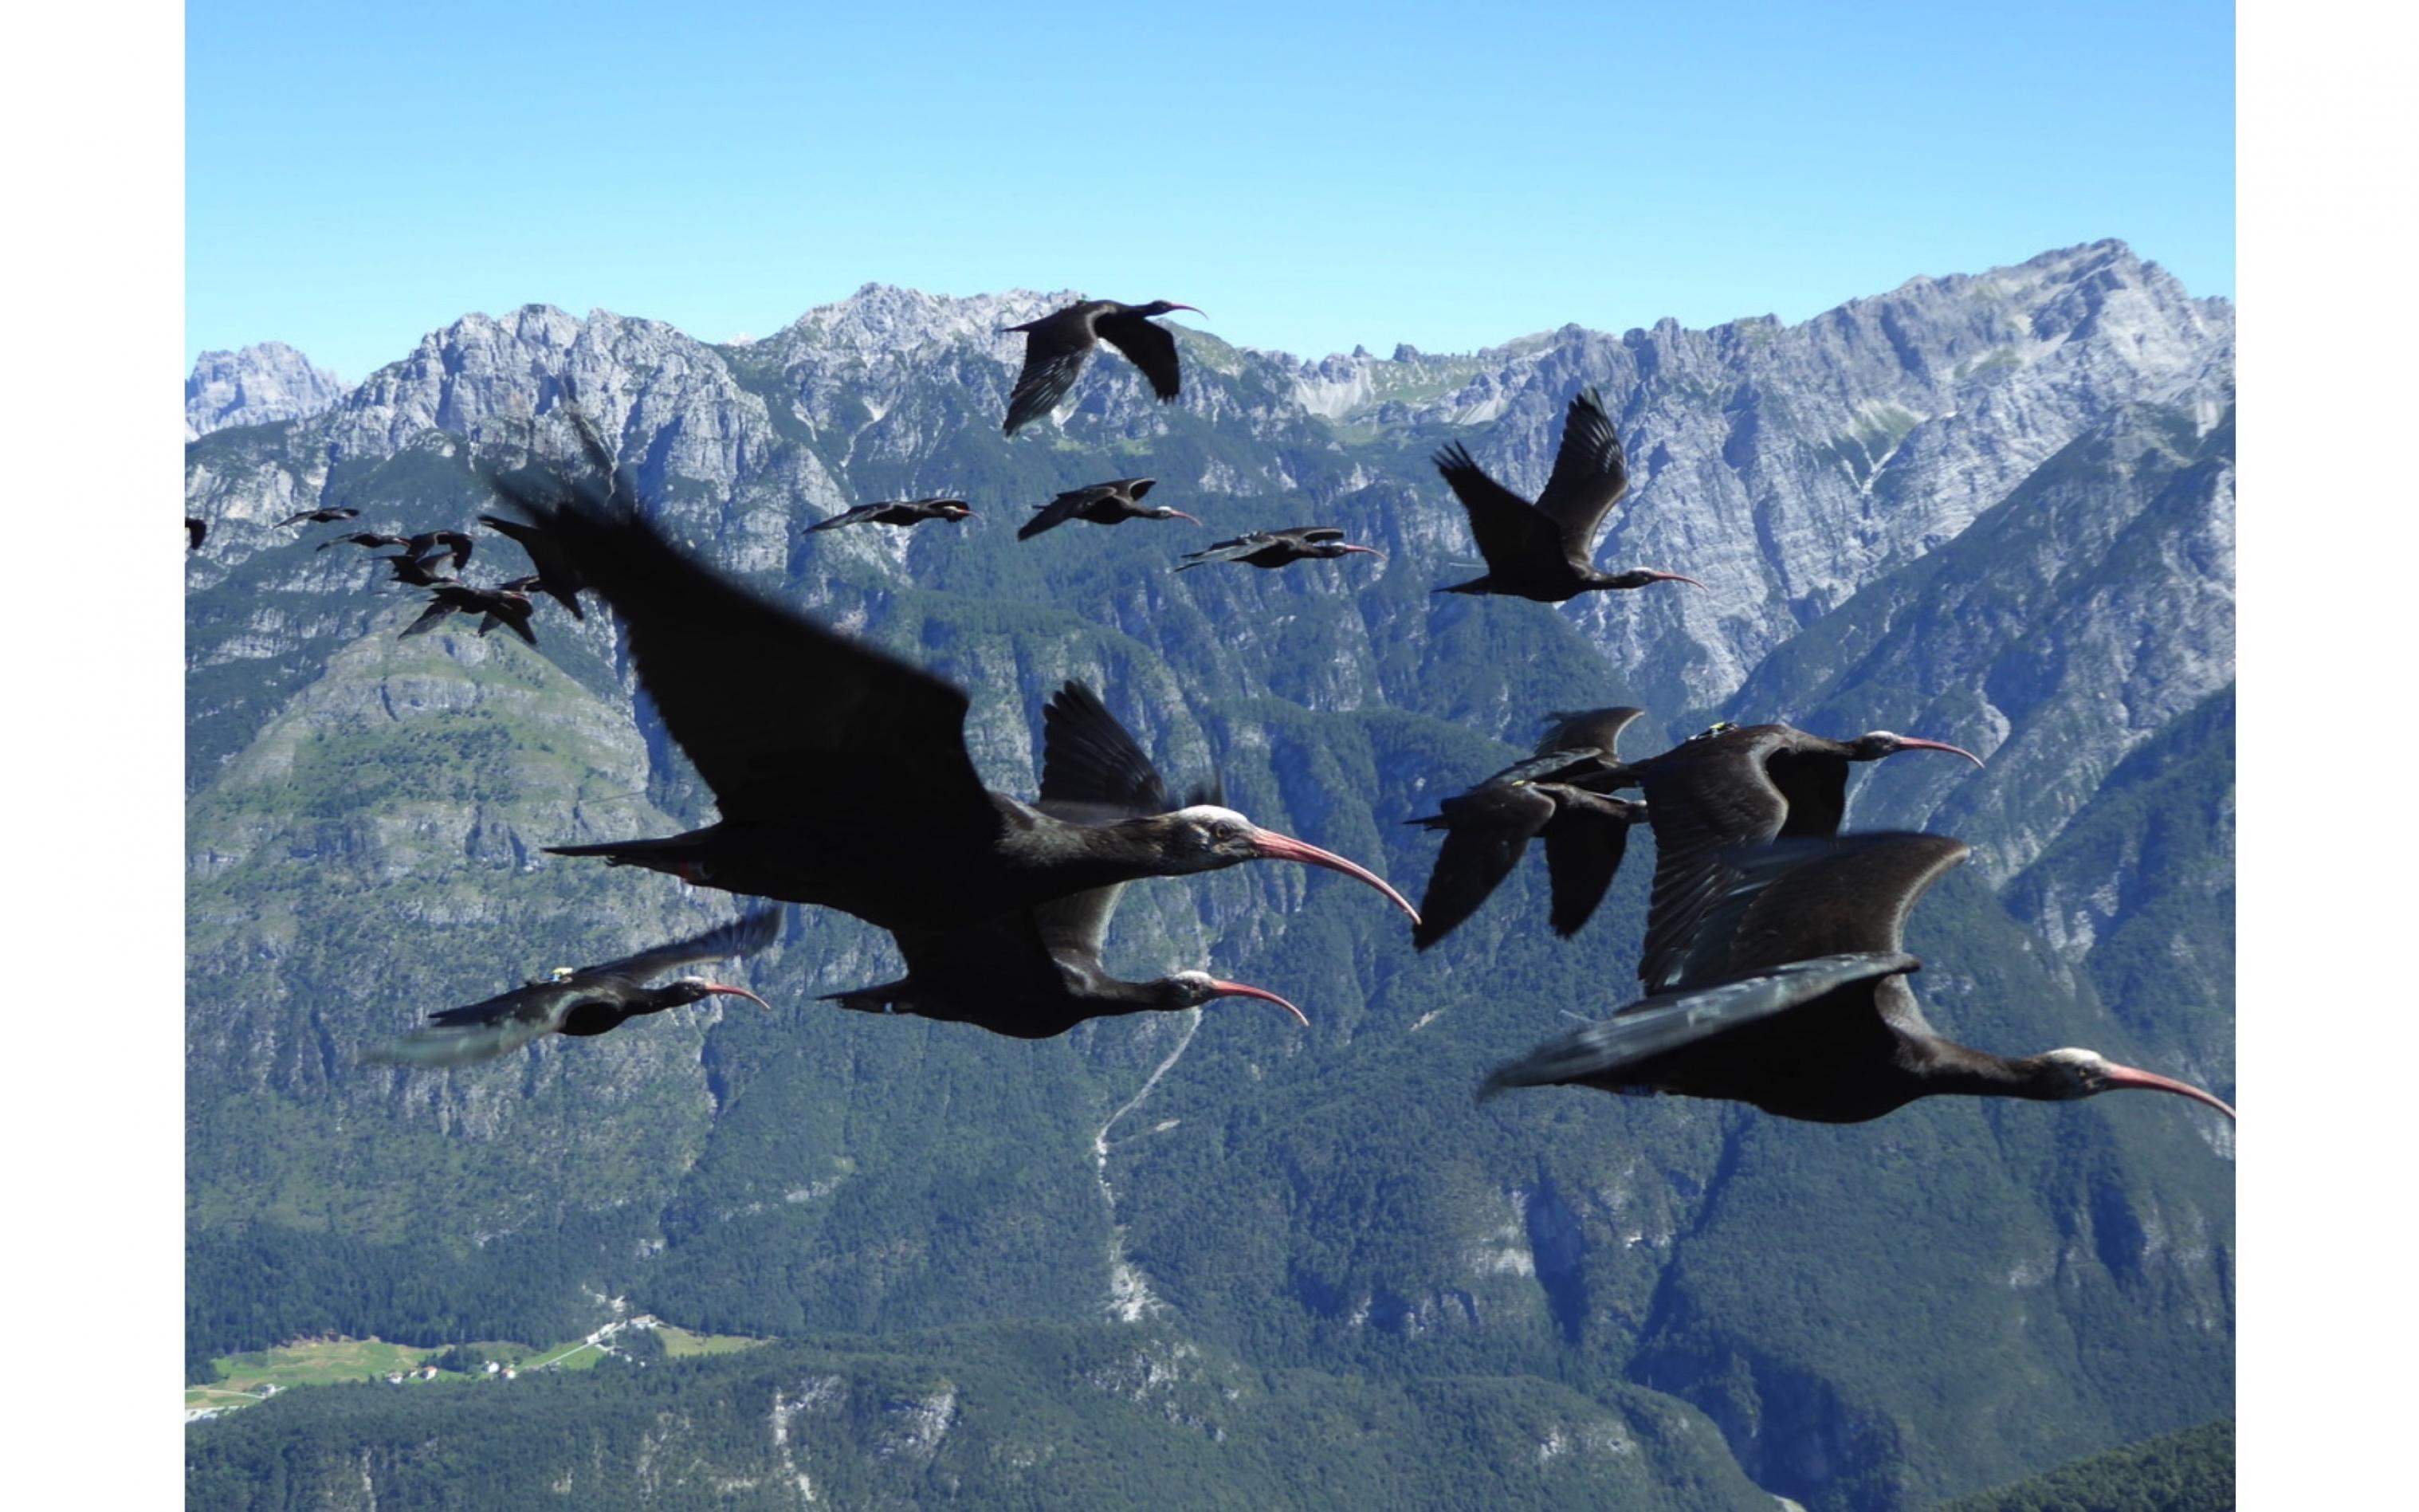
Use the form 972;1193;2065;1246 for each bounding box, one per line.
1018;478;1192;540
1482;834;2234;1125
1431;388;1698;603
1176;526;1380;572
1001;299;1196;437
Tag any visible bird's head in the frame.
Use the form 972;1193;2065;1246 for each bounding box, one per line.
1151;804;1420;922
1160;971;1310;1026
1137;302;1203;320
660;978;773;1011
1317;542;1385;560
935;502;974;520
1604;569;1706;591
2029;1048;2236;1120
1848;730;1985;768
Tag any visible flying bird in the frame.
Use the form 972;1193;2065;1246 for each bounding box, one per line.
1408;707;1652;949
1001;299;1200;436
379;551;457;588
1175;527;1384;572
823;683;1310;1038
362;909;782;1069
507;489;1418;933
475;513;588;619
1628;721;1984;993
400;583;538;646
1018;478;1197;541
186;517;206;551
806;497;976;533
277;507;362;527
1481;832;2236;1125
1433;388;1702;603
318;532;413;553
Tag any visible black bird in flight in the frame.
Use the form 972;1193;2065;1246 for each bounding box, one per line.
1001;299;1201;436
318;532;413;552
1626;721;1983;993
400;583;538;646
509;490;1418;933
379;551;457;588
1481;832;2236;1125
1176;527;1384;573
363;909;781;1069
277;507;362;527
823;683;1310;1037
1408;707;1651;949
186;517;206;551
1434;388;1702;603
1018;478;1198;541
806;497;976;533
476;513;589;619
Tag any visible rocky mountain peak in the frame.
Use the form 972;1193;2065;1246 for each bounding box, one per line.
184;340;346;439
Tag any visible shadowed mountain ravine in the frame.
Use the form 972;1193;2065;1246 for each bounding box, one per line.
185;241;2232;1510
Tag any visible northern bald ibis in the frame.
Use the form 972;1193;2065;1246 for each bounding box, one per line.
1408;707;1651;949
1017;478;1198;541
362;909;782;1068
277;507;361;527
379;551;457;588
1176;527;1384;572
807;497;975;532
1628;721;1983;992
186;517;206;551
506;489;1417;933
476;513;589;619
401;583;538;646
317;532;412;553
1433;388;1701;603
824;683;1309;1037
1482;833;2235;1125
1001;299;1200;436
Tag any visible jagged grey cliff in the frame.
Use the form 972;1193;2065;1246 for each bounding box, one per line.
185;340;347;440
185;240;2233;1512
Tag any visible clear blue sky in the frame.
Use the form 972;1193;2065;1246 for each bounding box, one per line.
187;0;2233;380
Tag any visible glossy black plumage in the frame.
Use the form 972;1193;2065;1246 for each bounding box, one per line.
1175;526;1383;572
823;684;1306;1038
318;532;412;553
1408;706;1651;948
806;497;975;532
362;909;781;1068
1432;388;1701;603
1482;834;2236;1125
1017;478;1198;541
1001;299;1200;436
507;487;1417;933
1628;721;1983;993
277;507;362;527
186;517;206;551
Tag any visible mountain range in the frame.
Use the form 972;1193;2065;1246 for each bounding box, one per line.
183;239;2234;1510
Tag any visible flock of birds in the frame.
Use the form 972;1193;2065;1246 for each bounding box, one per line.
206;295;2232;1129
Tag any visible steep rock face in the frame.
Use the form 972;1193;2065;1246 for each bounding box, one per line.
185;243;2233;1510
185;341;346;438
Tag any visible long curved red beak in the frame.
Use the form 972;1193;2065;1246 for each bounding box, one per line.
1899;736;1986;769
2103;1063;2236;1121
1208;980;1309;1027
701;984;773;1011
1168;510;1204;524
1248;829;1421;924
1168;304;1204;316
1647;571;1706;589
1338;544;1386;559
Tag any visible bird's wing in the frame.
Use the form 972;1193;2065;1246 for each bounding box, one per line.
1037;681;1171;823
1094;311;1184;401
1286;526;1347;545
1432;443;1563;570
1412;783;1559;950
362;983;571;1068
187;518;206;549
1477;952;1921;1099
1175;533;1278;571
505;493;998;836
483;601;539;646
828;913;1074;1036
1675;832;1970;984
1634;728;1797;992
1531;388;1631;556
1018;485;1111;541
1003;319;1094;435
594;906;784;982
807;505;881;532
399;599;457;638
275;511;311;527
1536;706;1647;760
1541;790;1642;938
475;511;587;620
